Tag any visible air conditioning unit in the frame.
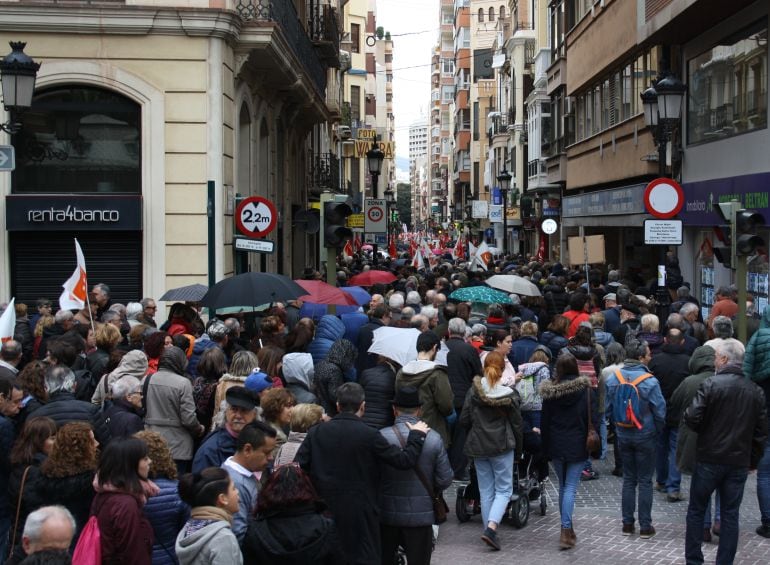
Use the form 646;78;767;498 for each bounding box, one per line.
337;125;352;139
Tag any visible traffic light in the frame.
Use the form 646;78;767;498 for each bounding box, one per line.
323;201;353;247
734;209;766;257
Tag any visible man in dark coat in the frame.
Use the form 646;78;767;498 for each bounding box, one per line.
445;318;482;480
648;329;692;502
356;303;391;374
296;382;429;565
542;276;569;327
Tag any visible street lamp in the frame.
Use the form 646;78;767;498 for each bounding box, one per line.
640;72;687;320
0;42;41;134
497;168;512;257
366;142;384;198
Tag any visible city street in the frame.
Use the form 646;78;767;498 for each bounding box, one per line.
432;455;770;564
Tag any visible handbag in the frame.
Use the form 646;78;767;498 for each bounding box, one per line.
394;426;449;524
586;388;601;457
8;465;31;559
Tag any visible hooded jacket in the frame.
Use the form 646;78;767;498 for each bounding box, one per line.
282;352;317;404
175;513;242;565
459;376;522;457
395;359;454;447
314;339;357;416
744;305;770;383
307;315;346;366
358;361;398;429
92;349;149;406
540;375;598;462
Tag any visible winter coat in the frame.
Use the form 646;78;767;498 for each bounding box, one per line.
593;329;615;349
562;343;602;384
314;339;357;417
143;477;189;565
92;349;149;407
13;317;33;363
516;361;551;411
36;470;96;543
307;315;346;366
191;427;237;474
378;414;454;527
340;311;369;344
30;390;112;446
540;376;598;462
358;361;398;429
744;305;770;382
104;398;144;440
670;345;715;474
175;514;242;565
509;335;539;370
0;414;14;515
601;306;622;335
638;331;664;356
648;342;692;418
445;336;483;409
187;338;219;379
242;503;345;565
92;490;154;565
562;309;590;338
396;360;454;447
144;366;201;461
6;454;47;557
605;360;666;439
274;431;307;467
282;353;317;405
543;284;569;324
86;348;111;384
356;317;387;374
460;376;523;458
539;331;568;362
296;412;428;565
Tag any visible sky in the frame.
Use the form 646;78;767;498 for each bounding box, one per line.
377;0;438;179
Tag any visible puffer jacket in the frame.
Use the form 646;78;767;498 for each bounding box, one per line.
562;343;602;383
378;415;454;527
30;390;112;446
314;339;357;417
143;477;189;565
307;315;346;366
396;360;454;447
187;338;219;379
744;305;770;382
359;361;398;429
540;375;598;462
539;331;568;362
191;427;237;474
282;352;317;405
670;345;715;474
460;376;523;458
543;284;569;324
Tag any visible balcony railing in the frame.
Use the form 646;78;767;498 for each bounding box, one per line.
309;151;341;194
237;0;327;96
308;2;340;65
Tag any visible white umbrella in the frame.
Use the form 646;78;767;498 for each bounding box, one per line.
368;327;422;367
486;274;542;297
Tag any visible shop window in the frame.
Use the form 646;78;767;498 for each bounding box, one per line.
12;86;141;194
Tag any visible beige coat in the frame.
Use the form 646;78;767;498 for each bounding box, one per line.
144;369;200;461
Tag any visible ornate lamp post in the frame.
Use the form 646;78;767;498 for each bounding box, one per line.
0;41;41;134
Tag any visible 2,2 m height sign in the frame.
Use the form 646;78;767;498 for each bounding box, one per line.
235;196;277;238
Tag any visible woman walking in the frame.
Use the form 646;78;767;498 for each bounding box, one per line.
540;353;598;550
459;351;522;551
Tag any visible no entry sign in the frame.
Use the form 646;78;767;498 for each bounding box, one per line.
644;178;684;219
235;196;277;237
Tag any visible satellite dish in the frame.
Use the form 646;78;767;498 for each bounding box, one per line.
293;209;320;234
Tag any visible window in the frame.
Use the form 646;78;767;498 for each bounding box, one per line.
13;86;141;194
500;6;506;19
441;86;454;101
442;58;455;75
488;7;495;22
688;20;767;145
478;8;484;23
350;85;361;120
351;23;360;53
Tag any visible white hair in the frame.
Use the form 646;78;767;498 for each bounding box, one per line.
421;305;438;320
448;317;467;336
44;366;76;394
406;291;421;305
54;309;73;324
23;505;75;543
714;339;744;364
126;302;143;321
388;293;405;309
110;375;141;399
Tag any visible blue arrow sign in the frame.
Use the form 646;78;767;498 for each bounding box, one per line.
0;145;15;171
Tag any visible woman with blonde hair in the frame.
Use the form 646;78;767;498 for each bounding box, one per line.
32;314;55;359
273;403;325;466
212;350;259;426
459;351;522;551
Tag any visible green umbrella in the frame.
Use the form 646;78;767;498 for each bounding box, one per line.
449;286;513;305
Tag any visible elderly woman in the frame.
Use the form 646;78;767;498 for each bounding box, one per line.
103;375;145;439
637;313;664;355
273;403;325;466
92;349;148;407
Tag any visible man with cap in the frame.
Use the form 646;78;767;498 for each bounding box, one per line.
614;303;641;345
602;293;622;335
378;386;453;565
192;386;259;473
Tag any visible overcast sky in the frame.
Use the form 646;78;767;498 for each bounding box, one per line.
377;0;438;172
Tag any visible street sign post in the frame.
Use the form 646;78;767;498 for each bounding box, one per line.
644;219;683;245
234;237;275;254
364;199;386;233
0;145;15;171
644;178;684;219
234;196;277;238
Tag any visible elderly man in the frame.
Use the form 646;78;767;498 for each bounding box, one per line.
21;506;75;559
680;303;708;345
356;303;391;374
602;293;622;334
684;340;767;565
136;297;158;328
667;313;699;356
703;316;744;355
91;282;113;319
0;340;22;380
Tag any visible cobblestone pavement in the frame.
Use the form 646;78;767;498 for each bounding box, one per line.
430;455;770;564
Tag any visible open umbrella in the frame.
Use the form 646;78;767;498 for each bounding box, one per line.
295;280;358;306
299;303;361;321
485;274;542;297
349;270;397;287
449;286;513;305
340;285;372;306
159;283;208;302
200;273;306;310
368;326;422;367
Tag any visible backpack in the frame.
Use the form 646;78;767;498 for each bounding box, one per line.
612;369;652;430
73;369;97;402
576;358;598;388
72;515;102;565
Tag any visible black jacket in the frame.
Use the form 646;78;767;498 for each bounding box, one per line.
355;318;387;374
242;504;346;565
30;390;112;446
358;361;397;429
684;363;768;469
103;398;144;440
36;323;67;360
460;377;522;458
36;470;96;544
648;342;692;422
542;284;569;325
7;454;48;560
540;376;598;462
445;336;483;409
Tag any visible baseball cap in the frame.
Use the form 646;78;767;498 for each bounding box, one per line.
603;293;617;302
244;370;273;394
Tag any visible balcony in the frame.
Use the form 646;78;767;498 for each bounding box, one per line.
527;158;548;186
307;1;340;67
308;151;341;196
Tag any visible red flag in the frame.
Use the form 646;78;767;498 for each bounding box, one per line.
389;237;397;259
60;239;88;311
353;233;362;252
343;239;353;259
409;239;417;257
453;236;465;260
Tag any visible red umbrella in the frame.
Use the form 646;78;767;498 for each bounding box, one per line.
349;270;398;287
294;280;358;306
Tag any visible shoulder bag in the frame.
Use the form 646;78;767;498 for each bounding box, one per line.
586;387;601;457
394;426;448;524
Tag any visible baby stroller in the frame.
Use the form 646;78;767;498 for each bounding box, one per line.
455;428;548;528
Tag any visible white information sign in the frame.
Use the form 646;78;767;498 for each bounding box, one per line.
472;200;489;219
489;205;503;223
644;219;683;245
234;237;275;253
365;199;387;233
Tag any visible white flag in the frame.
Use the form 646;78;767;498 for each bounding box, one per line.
59;239;88;311
0;298;16;342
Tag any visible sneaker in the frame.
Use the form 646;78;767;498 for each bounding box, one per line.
712;521;721;537
481;528;501;551
655;483;667;493
639;526;656;539
756;524;770;539
667;491;686;502
622;523;634;535
581;469;597;481
703;528;712;543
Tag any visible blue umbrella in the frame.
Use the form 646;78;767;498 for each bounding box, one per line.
299;303;361;322
449;286;513;305
341;286;371;306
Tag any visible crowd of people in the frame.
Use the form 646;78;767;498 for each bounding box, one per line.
0;257;768;564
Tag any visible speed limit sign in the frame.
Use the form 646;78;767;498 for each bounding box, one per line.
365;199;386;233
235;196;277;237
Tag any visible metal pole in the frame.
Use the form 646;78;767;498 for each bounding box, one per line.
502;189;508;257
737;254;747;343
655;126;670;318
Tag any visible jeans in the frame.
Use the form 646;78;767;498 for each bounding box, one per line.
618;433;657;528
757;435;770;526
552;459;584;529
448;407;469;478
600;415;608;460
704;492;721;528
656;425;682;493
685;462;748;565
522;410;541;431
474;450;515;527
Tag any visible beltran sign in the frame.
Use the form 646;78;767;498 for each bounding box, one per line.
6;195;142;231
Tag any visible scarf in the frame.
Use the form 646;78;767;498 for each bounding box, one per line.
92;475;160;506
190;505;233;525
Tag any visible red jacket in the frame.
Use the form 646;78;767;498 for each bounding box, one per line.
563;309;590;338
92;491;153;565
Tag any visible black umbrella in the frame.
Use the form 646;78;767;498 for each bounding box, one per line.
200;273;306;310
159;283;208;302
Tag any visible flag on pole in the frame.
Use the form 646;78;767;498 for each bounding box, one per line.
453;236;465;260
411;248;424;270
343;239;354;259
353;233;362;253
0;298;16;343
59;239;88;311
388;236;397;259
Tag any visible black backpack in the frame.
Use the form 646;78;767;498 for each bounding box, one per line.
73;369;97;402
